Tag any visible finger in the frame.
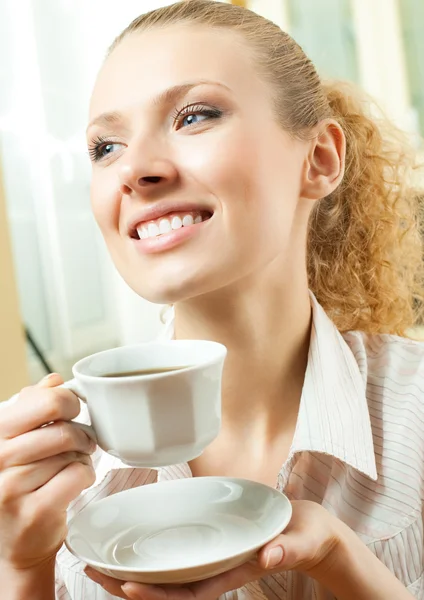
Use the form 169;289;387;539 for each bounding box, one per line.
122;582;189;600
183;560;261;600
32;459;96;510
0;420;95;468
0;453;94;500
258;539;285;570
0;384;82;438
123;561;260;600
37;373;64;389
84;568;128;598
258;529;316;572
86;568;192;600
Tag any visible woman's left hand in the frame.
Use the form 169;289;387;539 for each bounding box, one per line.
84;500;348;599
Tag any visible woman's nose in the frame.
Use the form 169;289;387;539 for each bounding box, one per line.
118;157;178;196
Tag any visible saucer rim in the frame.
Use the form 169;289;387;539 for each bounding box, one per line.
65;476;293;574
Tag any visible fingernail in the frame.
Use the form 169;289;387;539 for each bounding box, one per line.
121;583;143;599
121;584;138;598
122;583;165;599
265;546;284;569
38;372;62;387
40;373;58;382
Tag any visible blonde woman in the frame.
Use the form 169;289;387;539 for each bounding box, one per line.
1;1;423;598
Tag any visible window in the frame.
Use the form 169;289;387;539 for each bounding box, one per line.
286;0;358;82
399;0;424;136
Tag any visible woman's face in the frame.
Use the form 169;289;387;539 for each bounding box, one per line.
88;25;310;304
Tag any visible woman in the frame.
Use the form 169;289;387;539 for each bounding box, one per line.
1;1;423;598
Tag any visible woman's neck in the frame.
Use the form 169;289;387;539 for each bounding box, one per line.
174;272;312;443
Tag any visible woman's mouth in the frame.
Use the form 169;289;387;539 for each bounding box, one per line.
133;210;212;240
130;209;213;255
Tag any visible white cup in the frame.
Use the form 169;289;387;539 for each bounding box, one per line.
64;340;227;468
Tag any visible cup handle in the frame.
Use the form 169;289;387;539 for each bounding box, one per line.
62;378;86;402
61;379;97;444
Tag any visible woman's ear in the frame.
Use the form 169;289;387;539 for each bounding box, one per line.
300;120;346;201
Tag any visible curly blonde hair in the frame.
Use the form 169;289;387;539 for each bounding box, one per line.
109;0;424;336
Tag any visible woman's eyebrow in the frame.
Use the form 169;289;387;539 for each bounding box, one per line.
86;79;231;133
86;110;123;133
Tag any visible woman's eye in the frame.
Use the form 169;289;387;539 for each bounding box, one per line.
88;139;123;163
174;105;223;130
181;112;209;128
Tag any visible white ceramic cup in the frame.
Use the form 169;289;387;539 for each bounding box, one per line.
64;340;227;468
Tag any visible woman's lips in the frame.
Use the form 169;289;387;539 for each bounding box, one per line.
135;210;208;240
131;212;212;255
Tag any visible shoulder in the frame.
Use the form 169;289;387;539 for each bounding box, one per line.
342;330;424;441
343;329;424;497
342;329;424;397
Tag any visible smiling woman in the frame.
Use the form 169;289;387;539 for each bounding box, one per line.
87;1;424;327
0;1;423;600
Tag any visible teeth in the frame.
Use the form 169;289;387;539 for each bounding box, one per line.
148;223;160;237
136;212;207;240
171;216;182;230
182;214;194;227
159;219;172;234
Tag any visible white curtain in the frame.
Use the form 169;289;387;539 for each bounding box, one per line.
0;0;172;380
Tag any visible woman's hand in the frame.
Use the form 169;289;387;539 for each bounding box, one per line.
0;374;96;571
84;500;344;599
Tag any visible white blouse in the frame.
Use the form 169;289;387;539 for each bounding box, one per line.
55;293;424;599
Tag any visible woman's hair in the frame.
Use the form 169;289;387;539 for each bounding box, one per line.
109;0;424;337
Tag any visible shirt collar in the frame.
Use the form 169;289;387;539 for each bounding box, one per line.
294;292;377;480
160;293;377;482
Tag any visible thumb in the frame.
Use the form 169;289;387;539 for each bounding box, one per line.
257;530;308;572
258;540;285;570
37;372;64;388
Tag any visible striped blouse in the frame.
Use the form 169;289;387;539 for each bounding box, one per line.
55;293;424;599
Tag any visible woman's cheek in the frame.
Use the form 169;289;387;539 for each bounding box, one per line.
90;172;120;233
177;126;251;188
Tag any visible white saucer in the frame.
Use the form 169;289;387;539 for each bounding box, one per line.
66;477;292;584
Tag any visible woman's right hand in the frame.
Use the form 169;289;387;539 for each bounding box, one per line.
0;373;96;570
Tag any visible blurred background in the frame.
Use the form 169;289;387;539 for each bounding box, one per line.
1;0;423;398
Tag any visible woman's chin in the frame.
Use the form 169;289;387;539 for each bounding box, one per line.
120;259;231;306
127;278;203;306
